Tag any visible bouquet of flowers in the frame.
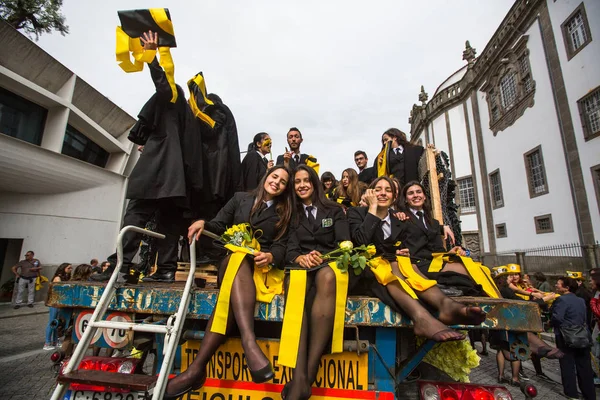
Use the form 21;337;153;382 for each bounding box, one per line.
418;334;480;382
321;241;377;275
221;223;260;253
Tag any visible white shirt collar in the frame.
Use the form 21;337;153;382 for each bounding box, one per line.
257;150;267;158
265;200;274;208
409;208;423;216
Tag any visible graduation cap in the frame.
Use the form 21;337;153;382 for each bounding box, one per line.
117;8;177;48
116;8;178;103
187;72;216;128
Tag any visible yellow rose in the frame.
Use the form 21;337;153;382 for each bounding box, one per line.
339;241;354;251
366;245;377;256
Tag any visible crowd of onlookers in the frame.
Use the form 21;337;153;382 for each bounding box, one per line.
482;266;599;400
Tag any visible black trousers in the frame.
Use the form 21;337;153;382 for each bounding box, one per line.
557;336;596;400
107;198;185;273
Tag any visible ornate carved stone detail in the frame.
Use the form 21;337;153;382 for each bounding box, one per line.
419;85;429;104
462;40;477;68
481;35;536;135
462;232;481;261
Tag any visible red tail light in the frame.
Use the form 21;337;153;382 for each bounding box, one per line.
419;381;513;400
59;356;141;393
523;384;537;398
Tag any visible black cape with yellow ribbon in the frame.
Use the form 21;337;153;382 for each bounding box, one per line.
116;8;178;103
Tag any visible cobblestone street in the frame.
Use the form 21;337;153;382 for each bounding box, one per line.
0;301;595;399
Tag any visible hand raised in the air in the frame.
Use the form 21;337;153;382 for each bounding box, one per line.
140;30;158;51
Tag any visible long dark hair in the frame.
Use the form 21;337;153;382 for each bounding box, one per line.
368;176;398;206
401;181;433;225
382;127;409;147
53;263;71;281
71;264;93;281
320;171;337;192
293;165;340;223
495;275;509;289
250;165;293;240
247;132;269;152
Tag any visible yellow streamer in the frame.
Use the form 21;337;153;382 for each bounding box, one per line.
428;253;446;273
330;261;349;354
459;257;501;298
253;267;285;303
115;27;178;103
148;8;174;35
211;251;246;335
396;256;437;292
369;257;418;299
278;270;307;368
377;142;390;177
306;156;320;175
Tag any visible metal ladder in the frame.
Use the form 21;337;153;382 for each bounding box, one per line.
50;225;198;400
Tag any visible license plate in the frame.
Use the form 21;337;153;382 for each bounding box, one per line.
69;391;143;400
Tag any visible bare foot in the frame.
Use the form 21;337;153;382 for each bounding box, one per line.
438;299;486;326
413;314;465;342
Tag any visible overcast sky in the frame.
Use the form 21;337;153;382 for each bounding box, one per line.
37;0;513;178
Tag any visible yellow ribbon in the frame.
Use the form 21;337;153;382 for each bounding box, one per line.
148;8;174;35
253;266;285;303
306;156;320;175
428;253;446;273
115;23;178;103
377;142;390;177
188;72;216;128
369;257;418;299
211;250;248;335
396;256;437;292
459;257;500;298
330;261;349;354
278;270;307;368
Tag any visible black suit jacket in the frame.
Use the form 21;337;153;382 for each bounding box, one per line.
387;145;424;186
358;167;377;185
402;210;444;264
347;207;406;260
286;206;350;264
276;153;310;170
205;192;288;268
241;151;268;191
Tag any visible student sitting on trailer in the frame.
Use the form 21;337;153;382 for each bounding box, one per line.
347;176;487;342
164;166;293;399
279;165;350;400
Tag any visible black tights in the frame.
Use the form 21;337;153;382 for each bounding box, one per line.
287;267;337;400
166;257;268;395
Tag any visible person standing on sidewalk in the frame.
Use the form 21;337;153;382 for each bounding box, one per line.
11;251;41;309
551;276;596;400
44;263;71;350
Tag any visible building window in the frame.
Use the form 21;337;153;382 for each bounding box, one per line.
489;169;504;209
592;164;600;215
482;36;535;135
62;125;109;168
578;86;600;141
561;3;592;60
534;214;554;234
496;223;507;238
457;176;476;214
524;146;549;198
0;87;47;146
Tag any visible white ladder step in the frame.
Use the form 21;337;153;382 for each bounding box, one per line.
91;320;170;334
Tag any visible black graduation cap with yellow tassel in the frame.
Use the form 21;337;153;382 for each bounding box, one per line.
116;8;178;103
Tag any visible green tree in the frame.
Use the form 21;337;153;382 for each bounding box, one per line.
0;0;69;40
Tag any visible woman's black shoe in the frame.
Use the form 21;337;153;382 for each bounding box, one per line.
250;362;274;383
163;374;205;400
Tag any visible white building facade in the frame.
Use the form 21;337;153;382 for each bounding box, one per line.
409;0;600;269
0;21;138;296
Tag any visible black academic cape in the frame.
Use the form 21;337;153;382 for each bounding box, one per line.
401;210;444;268
241;151;268;191
286;205;349;264
200;94;242;202
205;192;288;268
358;167;377;185
276;153;310;170
126;59;201;204
387;145;424;186
346;206;406;313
